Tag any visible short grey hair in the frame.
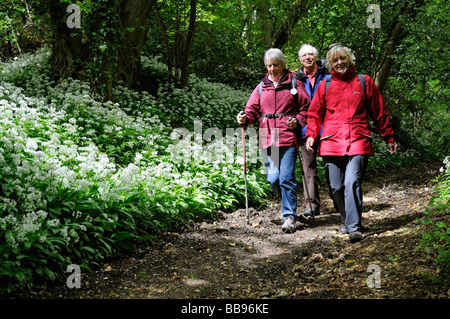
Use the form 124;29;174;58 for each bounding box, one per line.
298;44;319;60
264;48;287;70
325;44;356;71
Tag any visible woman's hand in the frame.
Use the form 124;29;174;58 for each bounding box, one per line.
388;141;398;154
306;137;315;152
287;117;298;130
237;112;247;125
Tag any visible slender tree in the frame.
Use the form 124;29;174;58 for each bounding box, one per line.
179;0;197;88
374;0;425;93
117;0;156;89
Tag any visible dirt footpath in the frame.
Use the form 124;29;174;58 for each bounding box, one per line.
22;161;449;299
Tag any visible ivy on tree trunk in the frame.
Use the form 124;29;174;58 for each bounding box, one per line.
44;0;156;100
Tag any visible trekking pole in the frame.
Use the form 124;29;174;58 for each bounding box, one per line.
239;111;250;224
289;117;314;219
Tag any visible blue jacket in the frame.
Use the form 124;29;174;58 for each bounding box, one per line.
296;58;330;138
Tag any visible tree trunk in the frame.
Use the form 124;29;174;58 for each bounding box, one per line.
271;0;310;49
373;13;405;93
47;1;83;83
117;0;156;90
47;0;155;98
256;1;271;49
374;1;424;93
179;0;197;88
154;3;173;84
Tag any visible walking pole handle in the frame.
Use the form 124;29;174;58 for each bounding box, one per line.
288;117;299;148
239;111;246;126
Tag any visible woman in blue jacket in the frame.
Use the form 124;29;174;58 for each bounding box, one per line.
295;44;330;218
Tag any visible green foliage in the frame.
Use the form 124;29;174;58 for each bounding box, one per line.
383;0;450;161
0;50;268;293
418;157;450;280
82;0;122;97
0;0;45;59
367;134;420;171
1;0;448;295
141;58;249;130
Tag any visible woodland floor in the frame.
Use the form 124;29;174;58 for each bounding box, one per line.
11;161;450;300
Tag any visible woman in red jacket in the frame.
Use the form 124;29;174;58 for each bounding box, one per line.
305;44;398;243
237;48;310;233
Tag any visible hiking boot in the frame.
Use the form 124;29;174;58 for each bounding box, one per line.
281;215;296;233
349;231;363;243
303;207;319;218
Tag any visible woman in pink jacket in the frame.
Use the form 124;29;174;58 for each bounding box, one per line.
237;48;310;233
305;44;398;243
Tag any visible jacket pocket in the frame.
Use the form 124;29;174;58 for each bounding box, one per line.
353;124;372;141
320;124;338;141
320;133;337;141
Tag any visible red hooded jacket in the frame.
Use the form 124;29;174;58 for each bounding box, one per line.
306;66;395;156
245;71;310;149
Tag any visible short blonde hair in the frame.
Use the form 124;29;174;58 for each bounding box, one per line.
264;48;287;70
326;44;356;71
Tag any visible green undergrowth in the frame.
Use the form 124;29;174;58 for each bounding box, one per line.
0;49;268;293
0;49;432;294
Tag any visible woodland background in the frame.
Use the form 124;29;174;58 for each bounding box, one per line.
0;0;449;294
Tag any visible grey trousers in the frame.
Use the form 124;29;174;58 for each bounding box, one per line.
323;155;368;233
300;144;321;212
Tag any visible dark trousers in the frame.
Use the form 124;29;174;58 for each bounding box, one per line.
323;155;368;233
300;144;321;212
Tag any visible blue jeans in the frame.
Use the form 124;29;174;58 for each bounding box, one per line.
323;155;368;233
262;146;297;218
